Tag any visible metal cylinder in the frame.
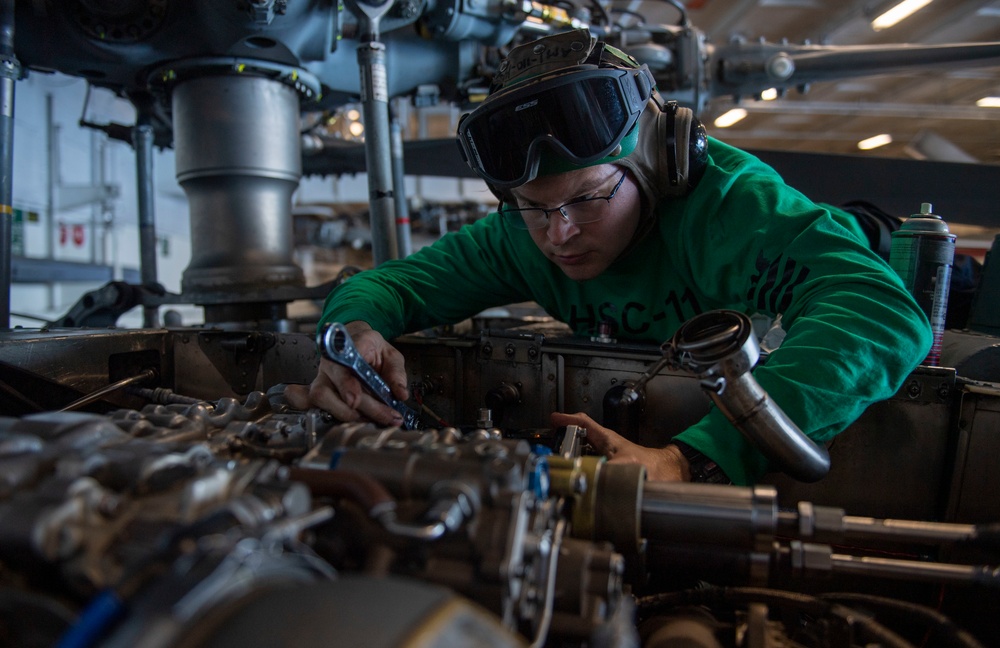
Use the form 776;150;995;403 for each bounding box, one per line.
0;0;17;330
640;481;778;551
133;120;159;328
173;74;304;304
357;42;399;266
390;104;412;258
889;202;955;366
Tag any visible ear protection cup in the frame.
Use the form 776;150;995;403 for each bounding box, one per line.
655;100;708;197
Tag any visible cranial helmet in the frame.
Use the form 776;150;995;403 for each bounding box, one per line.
457;29;708;208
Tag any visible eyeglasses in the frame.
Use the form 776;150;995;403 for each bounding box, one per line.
500;169;628;230
457;66;654;189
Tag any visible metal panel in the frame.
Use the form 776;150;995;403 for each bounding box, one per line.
946;382;1000;523
763;366;958;520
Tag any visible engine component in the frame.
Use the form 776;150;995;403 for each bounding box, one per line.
662;310;831;482
2;325;1000;647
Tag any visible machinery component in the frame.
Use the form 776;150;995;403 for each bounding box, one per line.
133;112;160;329
662;309;831;483
0;377;996;646
350;0;402;265
889;202;957;367
58;367;157;412
47;281;164;328
170;67;307;322
0;0;19;331
317;322;421;429
486;381;522;423
605;355;672;438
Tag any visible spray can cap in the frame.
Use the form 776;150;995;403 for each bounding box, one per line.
900;202;951;236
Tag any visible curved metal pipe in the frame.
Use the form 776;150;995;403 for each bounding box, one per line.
664;310;830;482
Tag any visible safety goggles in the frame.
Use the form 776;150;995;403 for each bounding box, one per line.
457;65;654;189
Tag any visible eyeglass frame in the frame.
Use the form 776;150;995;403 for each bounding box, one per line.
499;168;629;230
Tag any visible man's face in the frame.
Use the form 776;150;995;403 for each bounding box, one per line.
511;164;642;281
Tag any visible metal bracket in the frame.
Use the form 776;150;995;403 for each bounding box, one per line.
197;331;277;395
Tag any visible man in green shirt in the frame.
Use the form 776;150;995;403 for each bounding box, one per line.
286;29;931;486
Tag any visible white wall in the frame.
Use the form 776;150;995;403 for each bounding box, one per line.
11;71;192;328
9;71;493;329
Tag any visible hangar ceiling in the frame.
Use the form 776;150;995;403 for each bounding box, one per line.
654;0;1000;164
312;0;1000;225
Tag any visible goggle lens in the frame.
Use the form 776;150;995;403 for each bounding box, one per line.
459;69;647;188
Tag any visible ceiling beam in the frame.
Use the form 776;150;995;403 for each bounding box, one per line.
738;101;1000;120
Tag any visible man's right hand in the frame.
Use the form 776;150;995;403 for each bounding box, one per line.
284;321;410;426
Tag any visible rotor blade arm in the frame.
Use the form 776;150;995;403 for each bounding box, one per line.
713;41;1000;98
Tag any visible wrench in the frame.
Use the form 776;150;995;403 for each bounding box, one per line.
316;323;420;430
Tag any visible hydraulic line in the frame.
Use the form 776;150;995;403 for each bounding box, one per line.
58;369;158;412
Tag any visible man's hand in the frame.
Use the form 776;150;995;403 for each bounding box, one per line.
550;412;690;482
284;321;410;426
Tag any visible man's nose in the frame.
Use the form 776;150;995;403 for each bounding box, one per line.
547;208;579;245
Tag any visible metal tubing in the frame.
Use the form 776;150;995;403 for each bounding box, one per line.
0;73;12;330
0;0;13;329
714;370;830;482
666;310;830;482
640;481;778;552
390;102;411;258
829;553;1000;587
132;119;159;328
357;41;399;266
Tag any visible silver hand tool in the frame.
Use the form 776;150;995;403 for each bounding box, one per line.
317;322;420;430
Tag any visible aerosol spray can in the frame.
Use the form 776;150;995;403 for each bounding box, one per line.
888;203;956;366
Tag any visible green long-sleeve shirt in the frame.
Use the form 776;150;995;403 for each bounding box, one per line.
321;138;932;485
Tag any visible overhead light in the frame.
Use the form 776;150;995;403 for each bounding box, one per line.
871;0;933;31
714;108;748;128
349;121;365;137
346;108;361;121
759;88;779;101
858;133;893;150
976;96;1000;107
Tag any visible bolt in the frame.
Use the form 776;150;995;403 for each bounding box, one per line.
505;344;516;358
906;380;922;399
527;346;538;359
482;342;493;357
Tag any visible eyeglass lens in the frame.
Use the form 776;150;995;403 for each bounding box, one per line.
503;170;627;230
